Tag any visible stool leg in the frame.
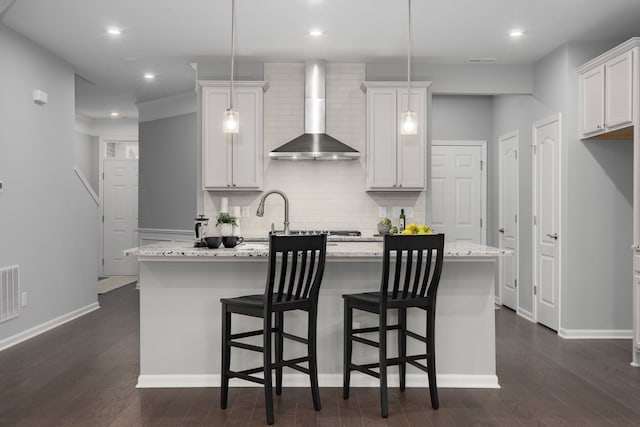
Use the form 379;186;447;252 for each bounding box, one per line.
221;305;231;409
275;312;284;396
426;308;439;410
379;310;388;418
308;306;321;411
398;307;407;392
343;299;352;400
264;313;275;425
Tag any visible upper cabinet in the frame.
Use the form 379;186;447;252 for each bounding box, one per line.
200;81;268;191
578;42;638;139
361;81;430;191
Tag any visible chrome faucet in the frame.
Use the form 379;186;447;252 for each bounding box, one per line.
256;190;290;235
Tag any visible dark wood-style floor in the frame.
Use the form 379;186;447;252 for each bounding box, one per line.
1;284;640;426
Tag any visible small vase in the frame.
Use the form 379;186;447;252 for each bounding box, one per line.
219;223;234;237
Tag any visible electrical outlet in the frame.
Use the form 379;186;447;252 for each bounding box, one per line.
21;291;27;307
241;206;249;218
378;207;387;218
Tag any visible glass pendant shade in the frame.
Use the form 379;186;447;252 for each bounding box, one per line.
223;108;239;134
400;110;417;135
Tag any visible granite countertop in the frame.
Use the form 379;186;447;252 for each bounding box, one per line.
125;240;511;259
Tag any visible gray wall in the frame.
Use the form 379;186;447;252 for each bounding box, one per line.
366;63;533;95
0;24;99;341
74;131;99;193
139;112;198;230
431;95;495;244
488;39;634;330
559;41;633;330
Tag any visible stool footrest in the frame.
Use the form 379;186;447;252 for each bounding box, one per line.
349;363;380;379
229;341;263;353
407;359;429;373
352;335;379;348
274;356;311;375
282;331;308;344
405;329;427;343
230;328;271;340
353;324;400;334
228;368;266;385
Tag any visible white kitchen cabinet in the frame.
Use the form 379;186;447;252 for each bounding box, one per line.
578;48;635;138
361;81;430;191
580;38;640;367
200;81;268;190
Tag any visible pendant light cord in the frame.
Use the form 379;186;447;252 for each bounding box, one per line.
229;0;236;110
406;0;412;111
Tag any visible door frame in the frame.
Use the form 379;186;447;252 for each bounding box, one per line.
497;130;520;308
532;113;562;329
99;136;138;276
431;140;488;244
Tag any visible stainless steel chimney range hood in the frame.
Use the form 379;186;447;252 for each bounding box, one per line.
269;60;360;160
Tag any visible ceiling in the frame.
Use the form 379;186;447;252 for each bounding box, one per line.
3;0;640;120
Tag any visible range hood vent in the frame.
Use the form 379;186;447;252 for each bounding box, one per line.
270;60;360;160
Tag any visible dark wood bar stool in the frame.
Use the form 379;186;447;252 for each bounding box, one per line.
220;233;327;425
342;233;445;418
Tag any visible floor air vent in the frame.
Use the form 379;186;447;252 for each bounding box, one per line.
0;265;20;323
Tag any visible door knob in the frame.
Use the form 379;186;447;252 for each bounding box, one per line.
498;228;505;233
546;233;558;240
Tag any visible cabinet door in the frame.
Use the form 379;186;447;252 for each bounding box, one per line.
202;85;264;190
202;87;232;189
605;50;633;130
231;87;263;189
366;88;398;189
579;65;605;137
397;88;426;189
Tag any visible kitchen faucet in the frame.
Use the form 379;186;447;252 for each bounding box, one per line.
256;190;290;235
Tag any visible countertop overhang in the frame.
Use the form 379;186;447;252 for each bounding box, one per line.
125;240;511;260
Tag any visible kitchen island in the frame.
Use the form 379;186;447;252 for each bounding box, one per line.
125;240;510;389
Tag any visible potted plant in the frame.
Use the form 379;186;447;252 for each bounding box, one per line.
377;217;392;235
216;212;238;237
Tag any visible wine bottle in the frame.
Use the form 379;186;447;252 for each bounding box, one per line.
399;209;406;232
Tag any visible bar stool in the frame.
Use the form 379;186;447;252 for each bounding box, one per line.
342;233;445;418
220;233;327;425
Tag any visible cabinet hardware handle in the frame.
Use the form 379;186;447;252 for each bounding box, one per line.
546;233;558;240
499;228;505;233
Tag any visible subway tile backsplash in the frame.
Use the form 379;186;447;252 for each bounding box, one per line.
204;62;425;237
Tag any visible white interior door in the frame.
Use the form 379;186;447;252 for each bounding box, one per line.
104;159;138;276
431;142;486;243
498;131;519;310
534;114;561;331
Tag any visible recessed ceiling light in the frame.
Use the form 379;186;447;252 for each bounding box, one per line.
110;112;119;118
309;29;324;37
107;27;122;36
143;73;156;80
509;30;524;38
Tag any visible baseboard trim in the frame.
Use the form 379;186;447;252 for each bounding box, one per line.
517;307;535;322
0;302;100;352
558;328;633;339
137;373;500;389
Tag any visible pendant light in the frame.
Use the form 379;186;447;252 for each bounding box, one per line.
400;0;417;135
223;0;239;134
